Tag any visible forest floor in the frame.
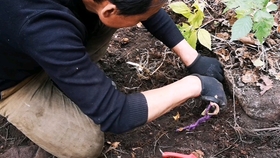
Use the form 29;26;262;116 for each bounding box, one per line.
0;0;280;158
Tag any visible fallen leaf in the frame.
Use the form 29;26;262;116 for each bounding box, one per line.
216;32;230;40
242;51;252;59
121;38;129;45
136;22;143;28
252;58;264;67
192;150;204;158
240;150;248;155
261;76;273;87
257;76;274;95
105;142;121;153
275;73;280;80
239;34;259;45
173;112;180;121
235;47;247;57
132;147;142;151
241;70;258;83
214;48;230;61
266;38;277;46
131;152;136;158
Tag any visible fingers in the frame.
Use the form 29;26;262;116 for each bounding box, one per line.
188;55;224;82
192;74;227;108
201;96;227;107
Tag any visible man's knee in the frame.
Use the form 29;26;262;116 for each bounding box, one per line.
64;132;104;158
0;72;105;158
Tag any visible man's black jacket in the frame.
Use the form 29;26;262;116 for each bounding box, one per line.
0;0;184;133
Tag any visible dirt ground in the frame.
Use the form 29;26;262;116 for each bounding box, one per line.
0;0;280;158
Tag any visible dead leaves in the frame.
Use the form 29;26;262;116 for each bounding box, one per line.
215;48;230;62
105;141;121;153
241;70;258;84
240;69;274;95
257;76;274;95
173;112;180;121
239;34;259;46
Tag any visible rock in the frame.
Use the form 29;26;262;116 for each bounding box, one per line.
224;69;280;121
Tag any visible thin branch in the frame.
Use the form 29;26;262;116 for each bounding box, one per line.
211;139;239;157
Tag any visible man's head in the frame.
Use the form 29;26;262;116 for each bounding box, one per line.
82;0;167;28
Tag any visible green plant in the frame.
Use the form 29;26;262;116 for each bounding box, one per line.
222;0;278;44
169;1;212;50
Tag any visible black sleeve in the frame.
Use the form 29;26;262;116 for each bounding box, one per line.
142;9;184;48
18;10;148;134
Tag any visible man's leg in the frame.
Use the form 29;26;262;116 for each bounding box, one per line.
0;72;104;158
0;20;116;158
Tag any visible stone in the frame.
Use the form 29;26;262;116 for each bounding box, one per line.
224;69;280;121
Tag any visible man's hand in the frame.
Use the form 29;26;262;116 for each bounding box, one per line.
187;54;224;82
193;74;227;107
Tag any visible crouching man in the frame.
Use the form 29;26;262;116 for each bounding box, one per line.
0;0;226;157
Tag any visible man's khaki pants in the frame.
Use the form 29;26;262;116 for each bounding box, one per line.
0;22;116;158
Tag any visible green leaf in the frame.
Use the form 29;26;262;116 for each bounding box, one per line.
254;10;274;22
188;14;202;28
266;2;278;12
222;0;244;9
198;29;212;50
253;18;273;43
187;5;204;28
178;23;192;38
231;16;253;41
263;0;270;7
253;10;274;43
178;23;198;49
187;30;198;49
169;2;191;18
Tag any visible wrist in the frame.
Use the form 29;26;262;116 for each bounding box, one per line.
182;75;202;98
172;39;199;66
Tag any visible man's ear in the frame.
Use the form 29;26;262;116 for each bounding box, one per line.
101;3;118;18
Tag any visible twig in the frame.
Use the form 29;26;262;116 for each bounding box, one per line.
266;42;280;52
110;148;129;155
101;152;108;158
150;48;171;75
211;139;239;157
250;127;280;132
153;131;169;154
0;122;10;129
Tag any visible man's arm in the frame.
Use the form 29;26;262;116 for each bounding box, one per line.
143;75;201;122
171;39;198;66
142;9;224;81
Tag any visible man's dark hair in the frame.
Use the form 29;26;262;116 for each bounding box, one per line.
95;0;167;15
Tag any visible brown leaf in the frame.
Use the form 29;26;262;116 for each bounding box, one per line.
241;70;258;83
225;10;237;26
105;142;121;153
192;150;204;158
242;51;252;59
216;32;230;40
214;48;230;61
261;76;273;87
239;34;259;46
136;22;143;28
277;25;280;33
173;112;180;121
257;76;274;95
266;38;277;46
252;58;264;67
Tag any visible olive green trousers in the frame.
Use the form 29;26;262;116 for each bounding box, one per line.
0;22;116;158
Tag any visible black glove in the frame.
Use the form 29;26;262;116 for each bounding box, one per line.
187;54;224;82
194;74;227;107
